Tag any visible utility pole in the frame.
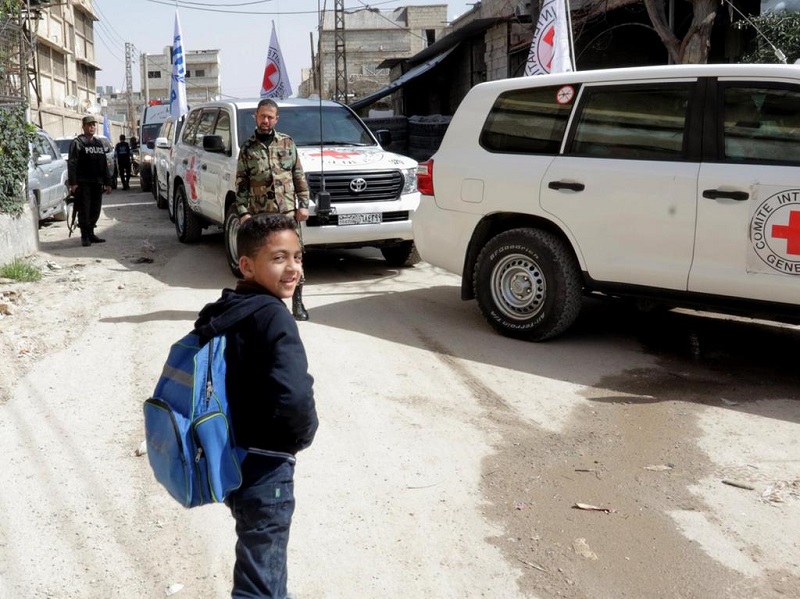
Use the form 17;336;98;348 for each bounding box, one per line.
125;42;135;134
333;0;348;102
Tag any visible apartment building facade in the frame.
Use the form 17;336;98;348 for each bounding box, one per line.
139;48;221;106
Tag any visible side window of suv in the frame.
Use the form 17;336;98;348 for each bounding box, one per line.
195;109;218;146
480;85;577;154
181;109;201;146
214;110;232;154
722;86;800;165
568;84;691;160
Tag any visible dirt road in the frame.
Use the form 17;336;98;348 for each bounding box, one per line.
1;188;799;598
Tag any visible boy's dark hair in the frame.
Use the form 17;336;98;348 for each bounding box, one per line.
237;214;297;259
257;98;279;113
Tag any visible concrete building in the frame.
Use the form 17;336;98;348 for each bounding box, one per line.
139;48;221;105
28;0;129;138
299;5;448;103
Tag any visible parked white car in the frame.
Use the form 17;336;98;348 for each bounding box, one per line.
170;98;420;275
413;63;800;341
28;128;69;224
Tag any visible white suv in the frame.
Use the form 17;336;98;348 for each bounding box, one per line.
170;98;420;274
414;64;800;341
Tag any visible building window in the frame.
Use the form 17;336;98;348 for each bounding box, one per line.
425;29;435;46
194;69;205;77
148;71;162;79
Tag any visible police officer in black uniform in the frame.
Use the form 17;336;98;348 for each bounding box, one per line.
68;115;112;247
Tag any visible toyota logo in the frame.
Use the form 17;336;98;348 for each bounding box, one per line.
349;178;368;193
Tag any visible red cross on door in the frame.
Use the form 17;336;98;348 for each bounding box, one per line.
772;210;800;255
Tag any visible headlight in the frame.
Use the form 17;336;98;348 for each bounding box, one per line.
143;155;153;163
402;167;418;194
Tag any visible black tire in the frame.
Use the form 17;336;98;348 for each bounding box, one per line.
223;203;243;278
140;169;152;192
473;228;583;341
381;241;420;267
152;172;160;202
174;183;202;243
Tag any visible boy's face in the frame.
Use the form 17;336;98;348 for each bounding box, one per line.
238;229;303;298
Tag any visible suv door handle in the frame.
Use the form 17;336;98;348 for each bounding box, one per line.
702;189;749;201
548;181;585;192
200;164;207;171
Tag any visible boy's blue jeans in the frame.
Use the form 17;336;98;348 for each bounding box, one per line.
226;455;296;599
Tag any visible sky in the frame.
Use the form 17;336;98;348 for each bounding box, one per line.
93;0;475;99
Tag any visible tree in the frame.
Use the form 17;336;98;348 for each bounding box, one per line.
738;11;800;63
576;0;719;64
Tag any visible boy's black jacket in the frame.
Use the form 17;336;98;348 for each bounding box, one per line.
194;281;318;455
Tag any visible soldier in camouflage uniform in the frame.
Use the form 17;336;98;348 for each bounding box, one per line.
236;98;311;320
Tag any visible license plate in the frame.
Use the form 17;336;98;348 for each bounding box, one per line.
337;213;382;226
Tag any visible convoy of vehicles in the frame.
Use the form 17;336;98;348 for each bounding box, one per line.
169;98;420;275
413;63;800;341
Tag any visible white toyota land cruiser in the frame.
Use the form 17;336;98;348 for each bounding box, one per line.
413;64;800;341
170;98;420;274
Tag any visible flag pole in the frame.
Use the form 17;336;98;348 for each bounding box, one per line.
565;0;577;70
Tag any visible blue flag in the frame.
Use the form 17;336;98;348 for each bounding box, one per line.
170;10;188;121
103;116;111;140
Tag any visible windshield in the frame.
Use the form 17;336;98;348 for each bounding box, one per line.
236;105;376;148
141;123;162;145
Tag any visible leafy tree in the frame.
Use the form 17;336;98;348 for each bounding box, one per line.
738;11;800;63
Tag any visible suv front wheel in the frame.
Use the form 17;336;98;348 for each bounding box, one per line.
224;203;243;278
174;183;202;243
473;228;583;341
381;241;420;267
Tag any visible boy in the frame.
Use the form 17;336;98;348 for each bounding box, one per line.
194;214;318;598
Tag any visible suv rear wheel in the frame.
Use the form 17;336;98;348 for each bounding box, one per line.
381;241;420;267
473;228;583;341
174;183;202;243
224;203;242;278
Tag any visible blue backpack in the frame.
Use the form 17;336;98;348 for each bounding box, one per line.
143;299;267;508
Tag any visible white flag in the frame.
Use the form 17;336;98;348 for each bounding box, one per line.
260;22;292;99
524;0;574;76
169;10;188;121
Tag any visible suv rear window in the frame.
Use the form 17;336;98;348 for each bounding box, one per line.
480;85;576;155
569;84;691;160
722;85;800;165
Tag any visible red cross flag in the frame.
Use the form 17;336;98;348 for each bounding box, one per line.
524;0;574;76
260;22;292;100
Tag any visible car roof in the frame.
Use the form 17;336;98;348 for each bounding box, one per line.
473;63;800;95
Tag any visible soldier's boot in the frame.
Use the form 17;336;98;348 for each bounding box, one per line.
292;283;309;321
80;228;91;247
89;229;105;243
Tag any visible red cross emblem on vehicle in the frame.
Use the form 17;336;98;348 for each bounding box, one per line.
185;155;198;200
772;210;800;255
308;149;360;159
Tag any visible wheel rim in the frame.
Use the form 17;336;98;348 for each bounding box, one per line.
490;253;546;321
225;213;239;266
176;189;185;233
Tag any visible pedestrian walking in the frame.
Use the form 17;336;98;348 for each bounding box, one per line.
115;134;132;190
194;213;318;599
235;98;311;320
68;115;113;247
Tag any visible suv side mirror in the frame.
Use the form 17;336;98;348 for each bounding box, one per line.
35;154;53;166
146;140;155;150
155;136;170;149
203;135;227;153
375;129;392;147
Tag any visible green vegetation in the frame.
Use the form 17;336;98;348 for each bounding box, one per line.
0;2;34;216
739;12;800;64
0;257;42;282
